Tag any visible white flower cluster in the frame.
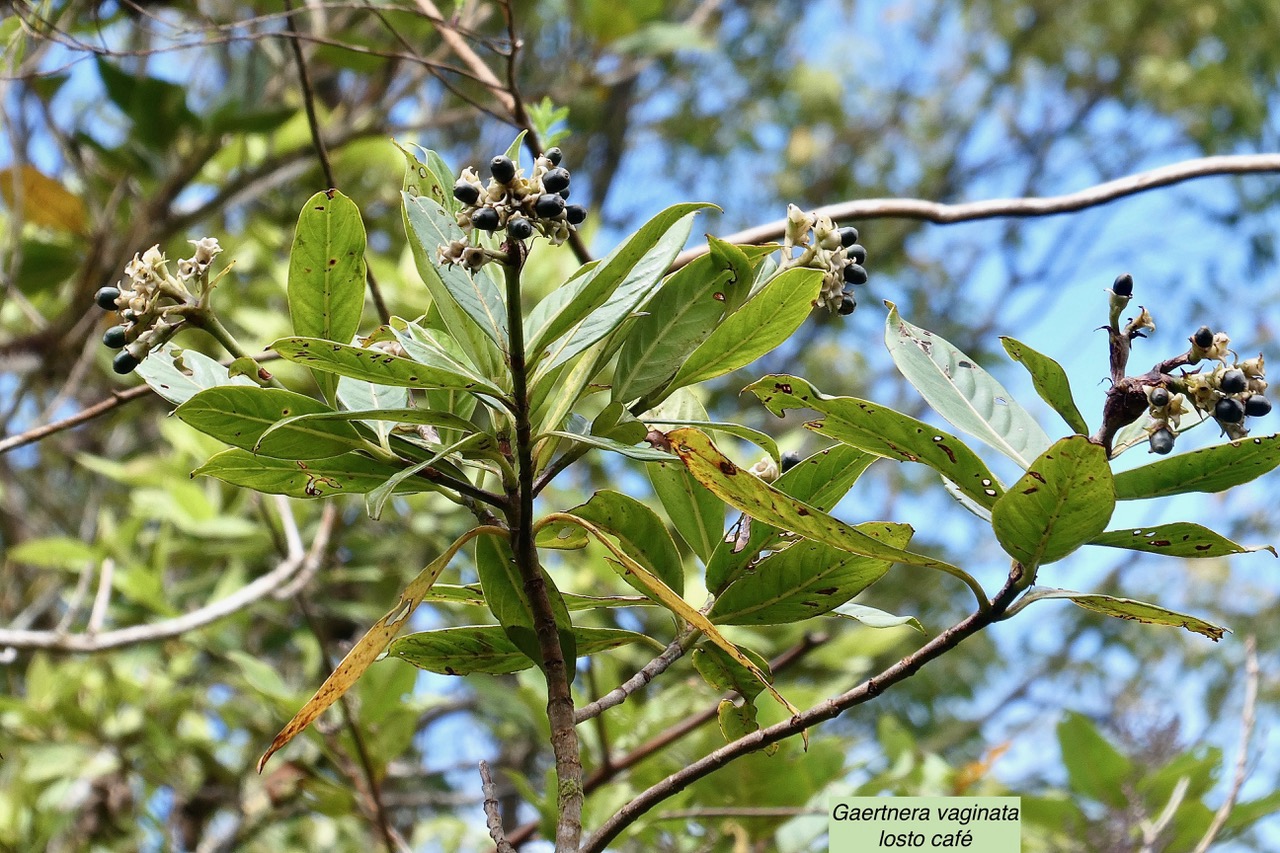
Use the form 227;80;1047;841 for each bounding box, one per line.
781;204;868;315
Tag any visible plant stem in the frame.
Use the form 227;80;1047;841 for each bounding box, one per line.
501;242;583;851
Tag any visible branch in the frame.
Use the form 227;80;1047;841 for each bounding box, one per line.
1193;635;1260;853
671;153;1280;270
579;572;1028;852
0;496;322;652
574;634;688;723
411;0;515;114
480;760;516;853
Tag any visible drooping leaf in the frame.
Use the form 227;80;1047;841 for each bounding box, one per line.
1029;590;1228;641
271;337;505;400
388;626;649;675
644;418;781;463
831;602;924;632
611;252;734;404
365;432;494;520
419;584;656;612
668;428;954;576
746;374;1003;509
1000;336;1090;435
990;436;1115;569
258;527;495;771
709;523;912;625
1090;523;1276;559
666;267;824;391
176;387;355;459
136;343;256;406
885;301;1052;468
703;444;876;594
647;461;725;564
474;534;576;671
287;190;367;349
1112;434;1280;500
692;644;772;701
562;490;685;595
525;203;714;368
192;450;429;499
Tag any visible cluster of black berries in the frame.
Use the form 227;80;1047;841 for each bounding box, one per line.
781;205;869;315
95;239;220;374
440;148;586;269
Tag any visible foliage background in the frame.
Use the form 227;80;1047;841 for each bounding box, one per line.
1;0;1279;850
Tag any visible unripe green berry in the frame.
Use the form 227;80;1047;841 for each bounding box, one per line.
837;291;857;315
1149;387;1170;407
506;217;534;240
534;193;565;218
780;450;803;472
1149;427;1175;455
1112;273;1133;297
847;244;867;265
542;167;571;194
95;286;121;310
1192;326;1214;349
1221;369;1247;394
1215;397;1245;423
565;204;587;226
112;351;140;375
544;147;563;166
838;226;859;248
1246;396;1272;417
489;155;516;184
453;181;481;205
103;325;128;349
843;263;869;285
471;207;500;231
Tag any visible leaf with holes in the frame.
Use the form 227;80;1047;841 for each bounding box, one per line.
272;337;504;399
1090;523;1276;559
885;302;1051;468
1029;590;1227;641
1113;434;1280;499
991;436;1114;569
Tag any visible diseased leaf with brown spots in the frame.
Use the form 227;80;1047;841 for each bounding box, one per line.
1091;523;1276;559
1113;434;1280;500
271;337;505;399
1028;590;1228;641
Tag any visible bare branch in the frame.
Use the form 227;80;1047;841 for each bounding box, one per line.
575;635;688;724
672;153;1280;270
411;0;515;114
1193;635;1261;853
480;760;516;853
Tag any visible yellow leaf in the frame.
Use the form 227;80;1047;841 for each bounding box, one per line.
0;165;87;234
257;524;506;773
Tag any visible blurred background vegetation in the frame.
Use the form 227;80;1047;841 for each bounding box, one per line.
2;1;1279;850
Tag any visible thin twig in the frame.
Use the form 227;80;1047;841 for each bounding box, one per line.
575;634;688;723
1193;635;1260;853
411;0;515;114
1139;777;1190;853
480;760;516;853
86;557;115;634
671;153;1280;270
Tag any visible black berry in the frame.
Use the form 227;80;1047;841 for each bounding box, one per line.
847;244;867;265
1221;369;1247;394
544;147;563;166
1215;397;1245;424
1149;387;1170;407
470;207;500;232
453;181;481;205
102;325;128;349
559;188;571;200
837;291;857;315
534;193;565;219
112;351;139;375
1192;326;1214;349
1112;273;1133;297
95;286;121;310
506;217;534;240
780;451;803;472
1246;395;1272;417
542;167;571;194
838;226;859;248
565;204;587;226
489;156;516;184
1149;427;1175;455
843;263;869;286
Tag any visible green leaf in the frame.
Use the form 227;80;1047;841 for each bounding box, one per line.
535;523;589;550
746;374;1003;509
647;461;724;563
135;343;257;406
176;387;354;459
990;436;1115;568
1032;590;1228;641
885;301;1052;468
364;432;494;520
391;319;491;384
1091;523;1276;559
704;444;876;594
526;203;713;368
611;252;734;403
336;376;411;446
263;407;476;448
95;57;194;149
192;450;425;499
1057;712;1134;809
544;429;671;461
271;337;505;399
1113;434;1280;500
397;140;461;219
1000;336;1090;435
831;602;924;632
669;428;956;575
692;644;772;701
503;130;528;164
709;523;912;625
563;490;685;596
388;625;647;675
287;190;367;349
474;534;576;672
667;267;824;391
6;537;97;571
